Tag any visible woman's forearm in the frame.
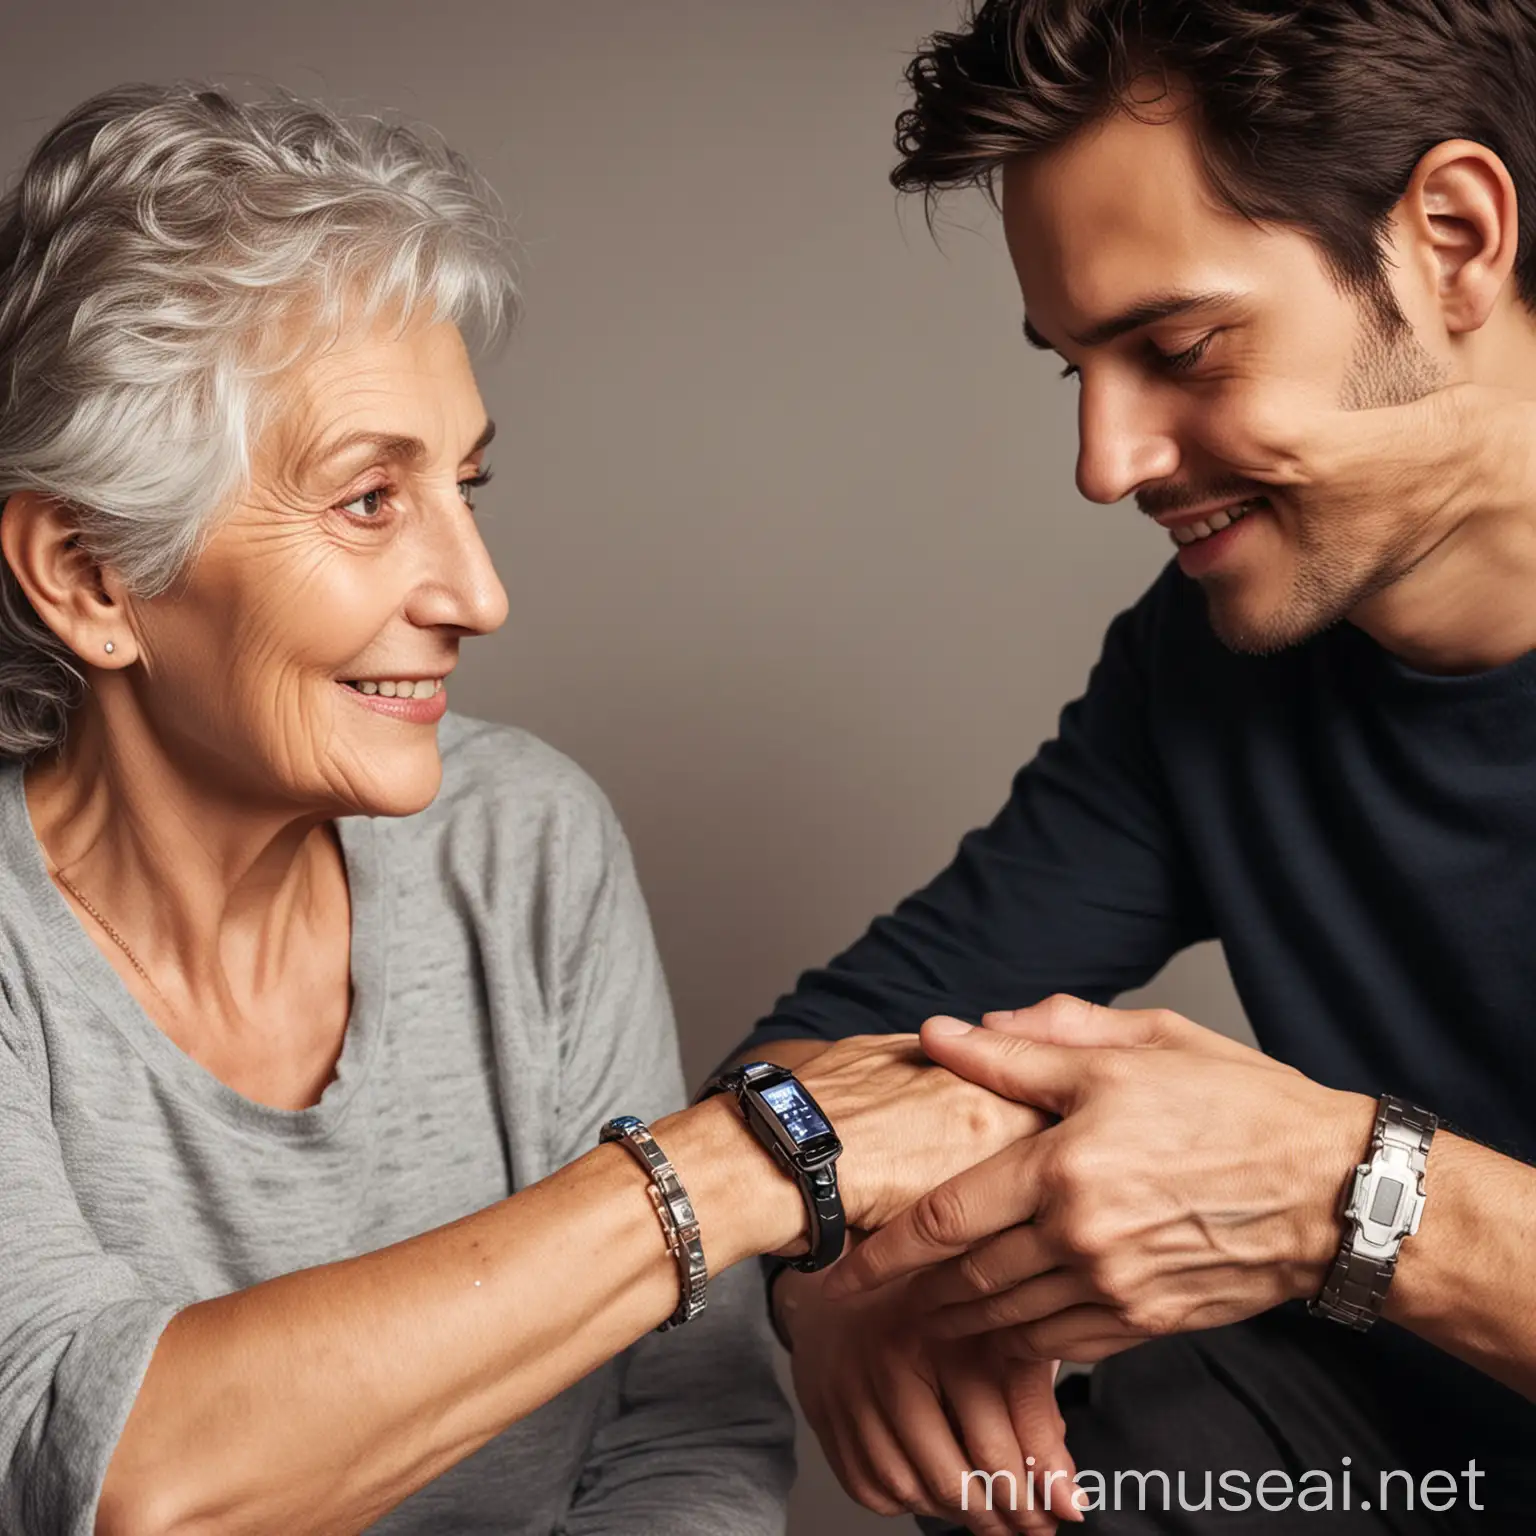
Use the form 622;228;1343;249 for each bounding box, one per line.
98;1095;802;1536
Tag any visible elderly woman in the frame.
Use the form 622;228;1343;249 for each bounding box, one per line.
0;85;1041;1536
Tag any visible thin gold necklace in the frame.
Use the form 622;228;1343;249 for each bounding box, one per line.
49;865;179;1014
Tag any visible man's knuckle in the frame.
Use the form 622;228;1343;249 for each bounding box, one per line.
1012;1319;1054;1358
981;1289;1026;1330
1057;1205;1107;1258
956;1248;1000;1297
1050;1137;1101;1195
913;1183;970;1247
1089;1253;1134;1303
1124;1295;1182;1336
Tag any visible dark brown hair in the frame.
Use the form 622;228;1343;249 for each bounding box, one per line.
895;0;1536;315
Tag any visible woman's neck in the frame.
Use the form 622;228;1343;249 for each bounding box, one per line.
23;703;347;1016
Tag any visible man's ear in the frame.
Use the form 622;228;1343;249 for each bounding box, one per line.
0;491;134;665
1393;138;1520;337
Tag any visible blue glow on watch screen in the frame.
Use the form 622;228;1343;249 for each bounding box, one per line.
761;1080;832;1145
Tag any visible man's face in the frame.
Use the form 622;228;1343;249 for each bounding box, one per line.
1001;97;1450;654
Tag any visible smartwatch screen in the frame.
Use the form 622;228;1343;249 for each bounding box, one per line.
760;1079;833;1145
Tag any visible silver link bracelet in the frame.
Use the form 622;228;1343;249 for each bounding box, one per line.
600;1115;709;1330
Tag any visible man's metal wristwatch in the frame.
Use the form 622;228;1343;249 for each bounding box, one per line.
699;1062;846;1271
1309;1093;1437;1331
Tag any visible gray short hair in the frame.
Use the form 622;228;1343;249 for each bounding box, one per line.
0;82;519;760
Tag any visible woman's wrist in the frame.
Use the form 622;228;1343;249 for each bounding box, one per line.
653;1095;806;1272
1453;387;1536;522
1494;396;1536;521
769;1243;858;1350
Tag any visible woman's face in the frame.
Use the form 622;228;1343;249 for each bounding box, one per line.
125;314;508;818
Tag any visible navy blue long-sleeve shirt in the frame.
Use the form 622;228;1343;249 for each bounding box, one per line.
738;560;1536;1502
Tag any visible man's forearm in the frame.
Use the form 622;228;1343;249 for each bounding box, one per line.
1383;1130;1536;1401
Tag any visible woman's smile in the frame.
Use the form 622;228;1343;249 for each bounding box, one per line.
337;674;449;723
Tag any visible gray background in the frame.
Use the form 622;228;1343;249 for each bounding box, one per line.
0;3;1253;1530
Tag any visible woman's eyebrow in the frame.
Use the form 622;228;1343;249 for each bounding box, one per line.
304;419;497;472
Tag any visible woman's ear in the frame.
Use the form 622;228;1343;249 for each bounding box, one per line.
1394;138;1520;337
0;491;134;665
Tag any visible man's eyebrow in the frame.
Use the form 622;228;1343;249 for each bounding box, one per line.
308;418;497;470
1022;291;1241;353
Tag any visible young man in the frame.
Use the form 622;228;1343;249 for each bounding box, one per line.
732;2;1536;1530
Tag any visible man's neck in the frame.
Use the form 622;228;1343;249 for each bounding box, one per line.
1349;516;1536;674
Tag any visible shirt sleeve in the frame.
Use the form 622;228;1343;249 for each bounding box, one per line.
548;793;795;1535
556;1264;793;1536
737;576;1214;1051
0;1016;179;1536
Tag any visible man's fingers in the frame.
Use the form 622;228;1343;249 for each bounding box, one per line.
824;1142;1046;1299
920;1016;1095;1115
979;994;1258;1064
908;1222;1059;1313
929;1269;1093;1340
996;1305;1146;1366
980;994;1139;1046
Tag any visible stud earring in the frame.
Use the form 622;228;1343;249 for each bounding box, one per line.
103;641;115;654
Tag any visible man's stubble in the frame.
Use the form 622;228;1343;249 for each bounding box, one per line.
1204;302;1450;656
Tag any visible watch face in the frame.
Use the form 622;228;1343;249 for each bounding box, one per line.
760;1079;834;1146
1368;1175;1405;1227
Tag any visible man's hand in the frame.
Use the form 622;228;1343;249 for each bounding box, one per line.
779;1260;1082;1534
822;996;1377;1363
796;1034;1052;1235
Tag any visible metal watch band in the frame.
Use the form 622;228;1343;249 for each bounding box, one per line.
699;1062;846;1273
798;1158;847;1273
1309;1093;1437;1331
600;1115;709;1330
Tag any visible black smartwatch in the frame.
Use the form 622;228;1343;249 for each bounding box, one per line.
699;1061;846;1271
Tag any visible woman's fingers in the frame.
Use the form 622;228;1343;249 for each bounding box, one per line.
820;1392;916;1518
1003;1357;1081;1526
945;1353;1070;1533
883;1361;1020;1536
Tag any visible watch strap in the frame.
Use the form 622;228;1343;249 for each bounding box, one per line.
700;1063;847;1273
798;1158;847;1273
1309;1093;1436;1331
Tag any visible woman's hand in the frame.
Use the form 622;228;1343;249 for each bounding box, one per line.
1203;378;1535;535
795;1034;1052;1234
780;1260;1080;1534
